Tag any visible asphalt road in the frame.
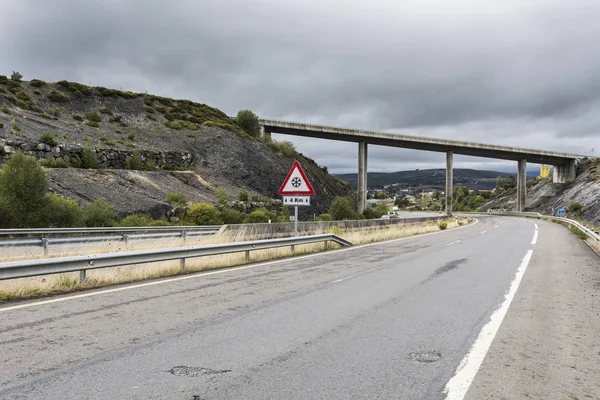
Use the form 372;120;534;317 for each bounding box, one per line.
0;216;597;399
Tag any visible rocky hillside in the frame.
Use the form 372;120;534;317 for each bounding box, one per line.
485;158;600;223
0;76;352;217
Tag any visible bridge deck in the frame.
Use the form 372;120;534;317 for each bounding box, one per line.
261;119;579;165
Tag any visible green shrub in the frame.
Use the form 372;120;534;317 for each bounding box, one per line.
40;194;84;227
267;140;298;158
143;105;155;114
10;71;22;82
52;106;60;117
99;106;113;115
127;133;135;140
317;213;333;221
0;104;10;114
235;110;260;137
40;132;58;146
569;225;588;240
568;202;583;213
0;123;3;129
109;115;122;123
164;120;183;130
56;80;92;96
202;120;245;135
40;158;69;168
145;160;156;170
125;141;135;148
15;91;30;101
30;79;45;87
329;196;358;220
438;221;448;230
119;214;166;227
180;120;198;130
83;200;118;227
146;114;156;121
47;91;69;102
245;208;274;223
85;120;99;127
33;90;41;95
238;187;249;202
165;192;188;206
219;208;246;224
85;111;101;122
81;145;99;169
0;152;50;228
217;186;228;205
186;203;223;225
72;114;83;121
71;156;82;168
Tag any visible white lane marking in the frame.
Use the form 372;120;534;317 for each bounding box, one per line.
0;219;480;312
443;249;534;400
531;230;538;245
493;225;499;229
480;231;487;234
331;268;377;284
446;240;461;246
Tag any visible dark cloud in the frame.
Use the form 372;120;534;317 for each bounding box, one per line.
1;0;599;172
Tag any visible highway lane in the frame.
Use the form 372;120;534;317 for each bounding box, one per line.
0;216;536;399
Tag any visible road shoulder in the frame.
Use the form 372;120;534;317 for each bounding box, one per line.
465;220;600;399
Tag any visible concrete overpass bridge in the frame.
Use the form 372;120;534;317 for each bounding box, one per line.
260;119;581;215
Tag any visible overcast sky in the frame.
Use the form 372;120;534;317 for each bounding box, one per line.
1;0;599;173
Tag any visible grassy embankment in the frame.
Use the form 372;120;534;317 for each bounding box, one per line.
0;217;472;302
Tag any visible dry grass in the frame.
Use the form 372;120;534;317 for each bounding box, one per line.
0;217;470;302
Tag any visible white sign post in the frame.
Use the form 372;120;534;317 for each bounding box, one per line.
278;161;315;237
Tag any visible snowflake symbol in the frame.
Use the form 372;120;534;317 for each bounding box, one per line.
291;177;302;188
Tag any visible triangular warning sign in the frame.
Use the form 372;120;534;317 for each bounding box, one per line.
278;161;315;195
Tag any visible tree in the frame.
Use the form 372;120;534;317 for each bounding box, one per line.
431;190;441;200
217;186;228;205
329;196;358;220
504;175;516;189
10;71;23;82
41;195;85;227
235;110;260;137
83;200;118;227
317;213;333;221
568;202;583;213
186;203;223;225
165;192;187;207
496;176;505;190
0;152;49;227
394;193;409;208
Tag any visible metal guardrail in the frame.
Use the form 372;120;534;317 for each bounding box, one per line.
0;226;223;253
459;211;600;243
0;234;352;283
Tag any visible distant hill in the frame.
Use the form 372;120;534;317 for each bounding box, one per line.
335;169;514;190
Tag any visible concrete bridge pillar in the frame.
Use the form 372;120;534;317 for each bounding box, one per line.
517;159;527;212
260;125;271;139
357;142;368;214
446;151;453;216
552;159;576;183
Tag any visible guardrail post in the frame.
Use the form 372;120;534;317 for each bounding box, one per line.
324;240;328;249
79;270;86;284
41;238;49;255
122;234;128;244
181;230;187;242
291;245;295;253
245;250;250;264
180;258;185;272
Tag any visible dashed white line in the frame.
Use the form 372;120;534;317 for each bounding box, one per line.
446;240;462;246
494;225;499;229
443;250;534;400
480;231;487;234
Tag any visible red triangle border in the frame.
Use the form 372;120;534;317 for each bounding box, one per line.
278;160;316;195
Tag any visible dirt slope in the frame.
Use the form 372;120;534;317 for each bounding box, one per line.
0;76;352;216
